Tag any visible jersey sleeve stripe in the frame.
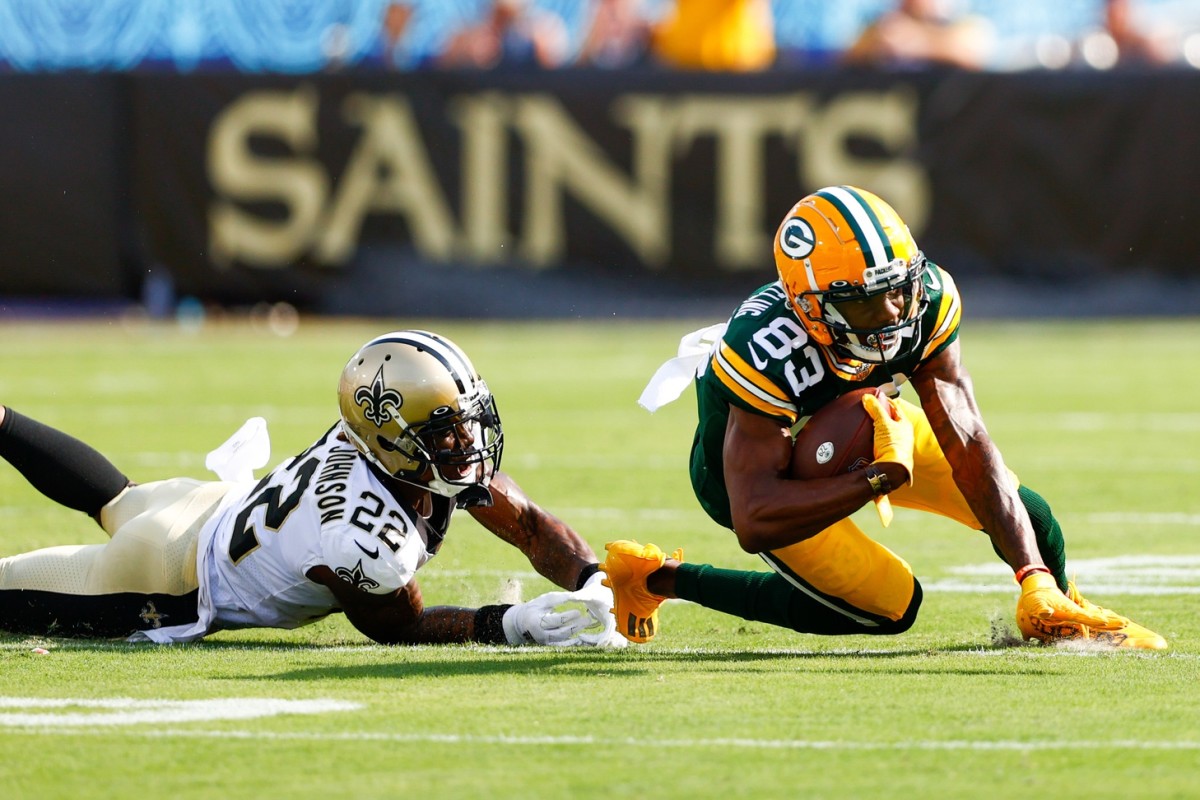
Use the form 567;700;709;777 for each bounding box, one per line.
716;342;793;403
924;297;961;358
711;347;799;422
922;271;962;358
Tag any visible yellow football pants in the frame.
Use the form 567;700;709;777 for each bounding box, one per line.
765;397;1016;622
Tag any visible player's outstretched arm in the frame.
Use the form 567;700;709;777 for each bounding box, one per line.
468;471;599;590
306;567;462;644
908;341;1042;571
306;566;607;646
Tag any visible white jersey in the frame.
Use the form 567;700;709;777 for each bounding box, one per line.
137;425;455;643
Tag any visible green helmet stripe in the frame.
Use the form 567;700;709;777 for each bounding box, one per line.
816;186;895;266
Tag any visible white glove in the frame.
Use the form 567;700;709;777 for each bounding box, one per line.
572;571;627;648
501;591;594;646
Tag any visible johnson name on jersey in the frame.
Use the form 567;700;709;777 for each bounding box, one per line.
199;425;450;633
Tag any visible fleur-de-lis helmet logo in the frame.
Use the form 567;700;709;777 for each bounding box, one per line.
355;365;403;426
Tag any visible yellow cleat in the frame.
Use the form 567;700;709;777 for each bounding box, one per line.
1016;579;1168;650
599;540;682;643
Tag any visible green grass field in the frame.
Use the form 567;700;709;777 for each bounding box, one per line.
2;316;1198;799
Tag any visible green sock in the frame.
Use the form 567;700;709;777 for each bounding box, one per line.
674;563;796;627
672;562;917;635
989;485;1069;591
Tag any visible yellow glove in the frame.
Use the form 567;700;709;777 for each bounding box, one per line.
1017;572;1125;629
862;393;914;484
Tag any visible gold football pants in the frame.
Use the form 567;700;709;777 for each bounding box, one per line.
763;397;1015;623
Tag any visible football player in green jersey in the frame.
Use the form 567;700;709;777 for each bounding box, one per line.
601;185;1166;649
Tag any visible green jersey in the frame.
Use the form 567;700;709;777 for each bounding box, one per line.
689;262;962;528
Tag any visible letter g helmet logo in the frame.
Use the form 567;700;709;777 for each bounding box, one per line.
779;217;816;260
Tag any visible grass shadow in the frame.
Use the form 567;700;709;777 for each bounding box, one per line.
228;642;1061;682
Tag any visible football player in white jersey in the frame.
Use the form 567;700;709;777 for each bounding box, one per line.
0;330;620;647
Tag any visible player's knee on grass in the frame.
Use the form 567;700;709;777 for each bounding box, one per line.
876;578;922;635
784;576;923;636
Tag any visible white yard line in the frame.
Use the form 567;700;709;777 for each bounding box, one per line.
0;697;360;727
1;724;1197;751
550;507;1200;525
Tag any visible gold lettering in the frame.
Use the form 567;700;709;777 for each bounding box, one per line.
316;93;455;264
674;96;809;270
449;92;511;263
203;86;928;280
512;94;670;268
802;87;929;234
207;85;327;268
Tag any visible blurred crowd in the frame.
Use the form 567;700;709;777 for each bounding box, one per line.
371;0;1200;73
1;0;1198;73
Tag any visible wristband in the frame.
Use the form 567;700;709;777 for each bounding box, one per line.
575;562;600;591
1014;564;1052;585
863;465;891;497
472;604;514;644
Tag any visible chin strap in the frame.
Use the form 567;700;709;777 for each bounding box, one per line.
349;421;495;507
425;466;495;508
453;484;494;509
367;458;492;508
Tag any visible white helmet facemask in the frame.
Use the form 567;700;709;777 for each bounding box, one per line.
807;253;928;365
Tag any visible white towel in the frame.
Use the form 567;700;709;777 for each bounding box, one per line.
637;322;727;412
204;417;271;482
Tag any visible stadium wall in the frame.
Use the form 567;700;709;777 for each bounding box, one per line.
3;69;1199;317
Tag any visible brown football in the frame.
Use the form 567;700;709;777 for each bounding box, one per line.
789;387;886;480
